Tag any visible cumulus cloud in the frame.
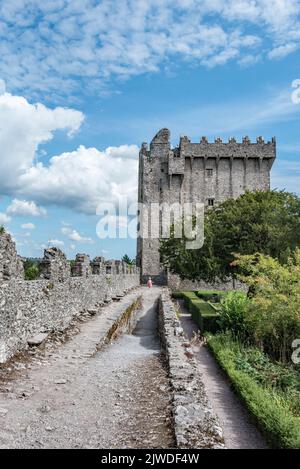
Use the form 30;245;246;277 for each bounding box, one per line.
0;89;138;215
7;199;47;217
61;227;94;244
0;1;299;97
18;145;139;214
0;91;84;190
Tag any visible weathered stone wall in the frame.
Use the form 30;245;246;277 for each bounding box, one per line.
71;254;92;278
0;233;24;281
0;273;139;363
39;247;70;281
137;129;276;282
158;290;225;448
167;272;247;292
0;235;140;363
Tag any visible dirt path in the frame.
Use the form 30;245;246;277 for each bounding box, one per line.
0;287;174;449
177;301;268;449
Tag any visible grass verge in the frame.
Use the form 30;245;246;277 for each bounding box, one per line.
206;332;300;449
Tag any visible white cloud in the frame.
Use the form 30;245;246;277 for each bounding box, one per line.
268;43;299;59
7;199;47;217
48;239;65;248
0;89;138;214
0;1;299;97
21;222;35;230
61;227;94;244
19;145;139;214
0;213;11;224
0;91;84;190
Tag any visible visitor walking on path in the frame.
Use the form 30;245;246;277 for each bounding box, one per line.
147;277;153;288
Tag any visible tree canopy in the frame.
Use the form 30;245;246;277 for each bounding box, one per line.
160;190;300;282
122;254;135;266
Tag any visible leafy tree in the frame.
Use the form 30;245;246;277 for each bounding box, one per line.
23;258;40;280
0;225;5;235
160;218;221;282
122;254;135;266
235;250;300;363
160;190;300;283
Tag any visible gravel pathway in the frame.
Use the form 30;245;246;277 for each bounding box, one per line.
0;287;174;449
177;300;268;449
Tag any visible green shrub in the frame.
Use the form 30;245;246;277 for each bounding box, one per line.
190;298;220;333
24;259;40;280
171;291;184;299
0;225;5;235
207;333;300;449
25;265;39;280
235;251;300;363
181;291;199;309
174;291;221;333
208;301;222;312
218;291;251;339
197;290;228;303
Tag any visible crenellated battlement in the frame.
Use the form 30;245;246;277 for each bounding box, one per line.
0;233;139;283
140;130;276;159
0;231;140;363
197;135;276;145
140;130;276;176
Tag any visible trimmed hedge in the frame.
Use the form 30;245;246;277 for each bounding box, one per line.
180;291;199;309
187;297;220;333
172;290;221;333
206;333;300;449
197;290;228;303
191;302;220;333
172;291;184;300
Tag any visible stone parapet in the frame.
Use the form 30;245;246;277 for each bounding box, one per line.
158;290;225;449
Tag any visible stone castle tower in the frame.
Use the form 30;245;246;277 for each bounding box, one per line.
137;128;276;284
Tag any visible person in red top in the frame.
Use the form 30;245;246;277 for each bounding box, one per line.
147;277;153;288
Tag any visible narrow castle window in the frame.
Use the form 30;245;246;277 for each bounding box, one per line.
206;168;213;177
207;198;215;207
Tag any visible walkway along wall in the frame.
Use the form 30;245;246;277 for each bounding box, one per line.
0;233;140;363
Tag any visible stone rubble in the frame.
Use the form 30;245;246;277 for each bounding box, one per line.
28;334;49;347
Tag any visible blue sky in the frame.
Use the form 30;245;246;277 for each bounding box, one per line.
0;0;300;260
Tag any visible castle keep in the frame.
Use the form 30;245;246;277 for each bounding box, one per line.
137;129;276;284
